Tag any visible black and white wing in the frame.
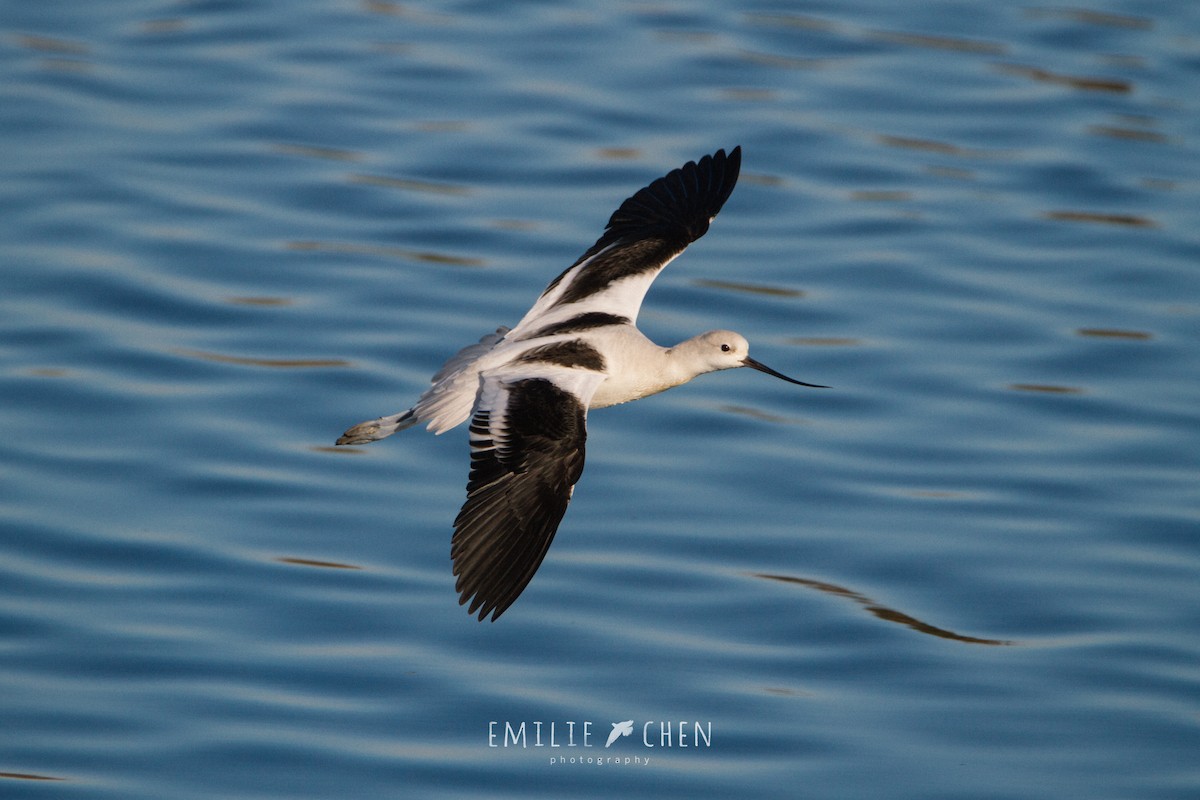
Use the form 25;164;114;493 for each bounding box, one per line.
451;367;606;621
509;146;742;334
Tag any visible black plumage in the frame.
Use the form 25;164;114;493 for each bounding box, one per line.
451;378;588;621
541;147;742;307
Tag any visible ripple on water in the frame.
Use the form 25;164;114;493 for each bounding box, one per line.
2;0;1199;798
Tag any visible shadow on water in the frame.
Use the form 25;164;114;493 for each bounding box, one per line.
175;349;349;369
1041;210;1158;228
0;772;66;782
752;573;1015;646
690;278;805;298
276;557;363;570
286;240;485;267
993;62;1132;94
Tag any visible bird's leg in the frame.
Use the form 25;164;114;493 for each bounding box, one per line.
336;409;417;445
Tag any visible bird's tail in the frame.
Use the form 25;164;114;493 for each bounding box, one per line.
335;409;418;445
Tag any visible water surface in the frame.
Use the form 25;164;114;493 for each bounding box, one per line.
2;1;1198;798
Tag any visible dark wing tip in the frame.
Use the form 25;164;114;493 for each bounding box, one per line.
598;146;743;250
538;147;743;302
451;473;574;622
451;378;588;622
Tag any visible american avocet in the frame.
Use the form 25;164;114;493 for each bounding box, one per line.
337;147;826;620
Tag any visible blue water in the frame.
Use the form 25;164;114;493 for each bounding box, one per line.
2;1;1198;797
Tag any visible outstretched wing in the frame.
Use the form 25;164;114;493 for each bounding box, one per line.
509;146;742;334
451;368;606;621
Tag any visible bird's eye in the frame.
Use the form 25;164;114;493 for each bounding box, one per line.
720;343;731;352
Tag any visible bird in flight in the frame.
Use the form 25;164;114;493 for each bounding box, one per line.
337;147;826;620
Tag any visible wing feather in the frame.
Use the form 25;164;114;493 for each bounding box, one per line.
510;146;741;333
451;369;605;620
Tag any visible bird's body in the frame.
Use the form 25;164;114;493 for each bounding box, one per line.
337;147;825;620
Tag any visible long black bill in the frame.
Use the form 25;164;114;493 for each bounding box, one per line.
743;357;828;388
